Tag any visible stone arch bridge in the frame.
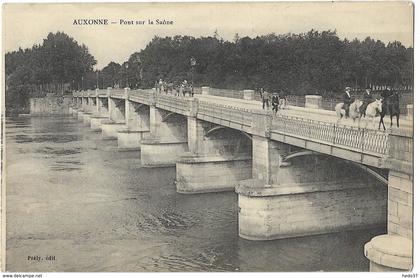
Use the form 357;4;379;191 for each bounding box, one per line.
72;87;413;271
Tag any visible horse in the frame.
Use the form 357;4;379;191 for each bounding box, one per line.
379;91;400;130
335;99;363;126
164;82;174;94
363;99;382;129
183;85;193;97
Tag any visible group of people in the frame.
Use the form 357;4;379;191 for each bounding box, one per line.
259;88;287;115
342;86;390;118
155;79;193;97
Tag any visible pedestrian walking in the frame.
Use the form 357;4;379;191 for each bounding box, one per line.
342;86;353;118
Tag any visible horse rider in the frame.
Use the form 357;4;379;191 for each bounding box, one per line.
342;86;353;118
381;86;393;100
360;87;373;117
272;92;280;115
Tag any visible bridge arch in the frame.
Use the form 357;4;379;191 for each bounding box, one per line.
279;149;388;185
161;112;177;122
205;125;252;140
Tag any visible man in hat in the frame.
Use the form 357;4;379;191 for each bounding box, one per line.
342;86;353;118
272;92;280;115
278;89;287;109
260;88;270;110
360;87;373;117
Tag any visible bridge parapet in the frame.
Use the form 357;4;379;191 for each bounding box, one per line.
156;94;190;115
97;89;107;97
129;89;154;105
270;115;389;168
87;90;96;97
110;89;125;99
384;129;413;174
197;100;253;131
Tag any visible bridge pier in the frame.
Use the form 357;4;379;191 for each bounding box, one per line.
72;97;82;117
236;149;387;240
117;90;151;150
101;91;126;139
90;95;109;131
140;105;188;167
176;117;252;193
236;112;387;241
81;94;96;126
77;109;85;121
364;130;413;271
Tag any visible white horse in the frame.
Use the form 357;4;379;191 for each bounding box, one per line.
335;99;363;126
363;99;383;129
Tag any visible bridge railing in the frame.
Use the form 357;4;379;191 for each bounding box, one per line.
110;89;125;99
98;89;107;97
197;100;253;127
271;115;389;156
129;89;153;105
87;90;96;97
156;94;190;113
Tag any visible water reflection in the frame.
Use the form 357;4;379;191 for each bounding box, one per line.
5;116;385;272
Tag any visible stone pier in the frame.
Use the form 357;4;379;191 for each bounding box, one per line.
101;89;126;139
117;89;151;150
176;116;252;193
235;111;387;241
140;106;188;167
89;93;110;131
176;154;251;193
364;129;413;271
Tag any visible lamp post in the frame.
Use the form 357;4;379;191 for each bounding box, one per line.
136;55;142;89
81;76;84;91
125;63;129;88
190;57;196;96
96;71;99;89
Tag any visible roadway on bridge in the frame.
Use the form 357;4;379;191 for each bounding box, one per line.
193;94;412;132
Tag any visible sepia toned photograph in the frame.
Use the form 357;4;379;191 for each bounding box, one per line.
2;1;414;273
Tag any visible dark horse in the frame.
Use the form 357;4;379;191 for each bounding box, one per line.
379;89;400;130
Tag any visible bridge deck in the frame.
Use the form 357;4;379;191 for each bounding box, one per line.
195;94;412;131
74;90;413;169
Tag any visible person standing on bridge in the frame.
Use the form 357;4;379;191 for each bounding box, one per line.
342;86;353;118
278;89;287;109
272;92;280;116
260;88;270;110
158;79;164;94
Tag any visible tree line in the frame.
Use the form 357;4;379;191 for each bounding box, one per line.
117;30;413;96
5;32;96;114
5;30;413;114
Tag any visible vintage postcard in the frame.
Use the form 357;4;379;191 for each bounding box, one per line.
2;1;414;273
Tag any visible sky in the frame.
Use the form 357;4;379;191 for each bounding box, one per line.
3;2;414;69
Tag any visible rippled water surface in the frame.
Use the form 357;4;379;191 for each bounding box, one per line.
5;116;385;272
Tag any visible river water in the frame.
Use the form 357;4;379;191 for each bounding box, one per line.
5;116;386;272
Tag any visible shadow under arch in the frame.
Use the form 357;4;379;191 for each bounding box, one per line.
205;125;252;140
280;150;388;185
